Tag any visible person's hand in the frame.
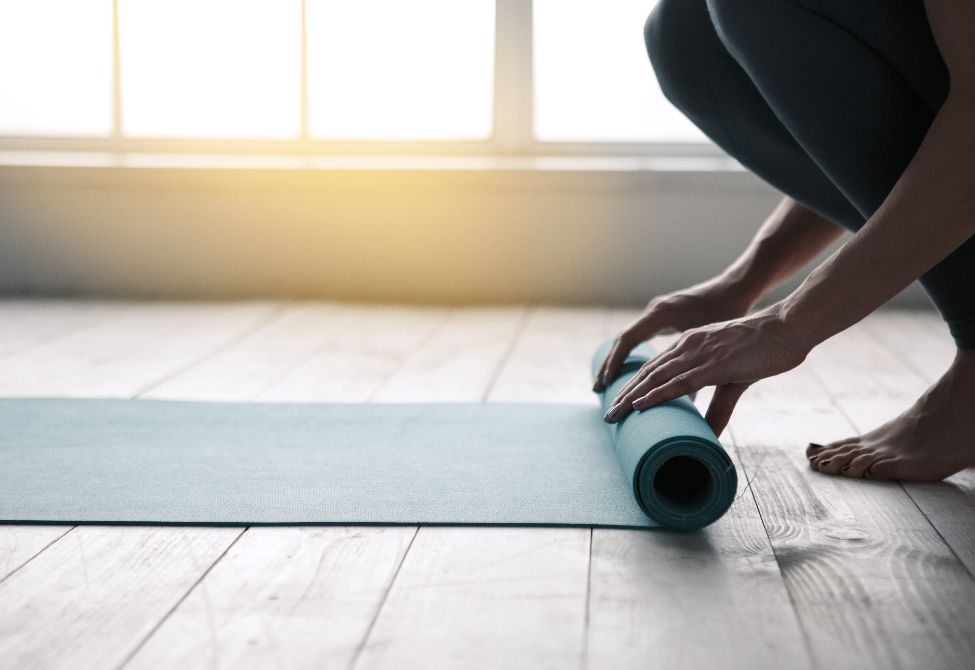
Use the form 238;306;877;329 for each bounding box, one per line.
593;276;755;393
603;306;810;435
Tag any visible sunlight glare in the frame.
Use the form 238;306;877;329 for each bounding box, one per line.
306;0;495;140
533;0;706;142
0;0;113;135
119;0;301;138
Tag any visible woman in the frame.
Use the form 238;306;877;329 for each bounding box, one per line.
594;0;975;481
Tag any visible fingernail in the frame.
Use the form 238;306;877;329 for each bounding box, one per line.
819;460;831;467
604;405;620;422
808;442;825;450
808;455;818;461
840;465;850;473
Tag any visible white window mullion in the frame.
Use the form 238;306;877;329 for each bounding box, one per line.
299;0;310;142
111;0;123;143
492;0;533;154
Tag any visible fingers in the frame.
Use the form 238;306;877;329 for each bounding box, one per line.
593;337;630;392
704;383;750;436
612;340;687;401
606;365;710;423
593;309;672;392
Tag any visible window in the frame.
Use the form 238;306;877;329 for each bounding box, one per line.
0;0;114;135
119;0;302;138
533;0;705;142
306;0;495;140
0;0;709;151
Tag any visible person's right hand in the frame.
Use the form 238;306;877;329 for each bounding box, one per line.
592;276;755;392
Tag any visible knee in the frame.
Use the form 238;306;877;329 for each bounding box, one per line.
644;0;714;119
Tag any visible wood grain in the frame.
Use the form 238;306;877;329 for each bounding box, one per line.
732;345;975;670
125;527;416;670
0;526;241;670
818;311;975;582
0;301;278;398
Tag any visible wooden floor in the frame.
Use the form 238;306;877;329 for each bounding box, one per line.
2;300;975;670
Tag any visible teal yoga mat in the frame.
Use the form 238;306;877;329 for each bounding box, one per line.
0;341;737;530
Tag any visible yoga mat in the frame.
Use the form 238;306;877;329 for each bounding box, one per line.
0;341;737;530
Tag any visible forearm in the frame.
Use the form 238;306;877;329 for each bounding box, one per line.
720;197;843;306
782;92;975;346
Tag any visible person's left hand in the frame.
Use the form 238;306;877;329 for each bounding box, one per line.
602;306;811;435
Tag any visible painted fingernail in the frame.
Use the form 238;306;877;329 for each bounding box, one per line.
604;405;621;422
808;442;825;450
819;460;831;467
808;455;818;461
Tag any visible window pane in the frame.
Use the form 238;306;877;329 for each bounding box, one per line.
0;0;113;135
533;0;705;142
119;0;301;138
306;0;494;140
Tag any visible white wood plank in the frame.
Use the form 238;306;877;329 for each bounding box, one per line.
0;299;118;360
732;335;975;670
0;526;241;670
355;527;591;670
860;308;955;382
124;527;416;670
0;301;279;397
374;306;527;402
257;305;447;403
487;307;610;404
142;302;367;401
0;525;72;582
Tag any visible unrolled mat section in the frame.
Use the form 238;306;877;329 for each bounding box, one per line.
0;341;736;530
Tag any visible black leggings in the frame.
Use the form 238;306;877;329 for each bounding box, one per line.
645;0;975;349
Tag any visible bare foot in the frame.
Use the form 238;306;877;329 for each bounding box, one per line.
806;349;975;481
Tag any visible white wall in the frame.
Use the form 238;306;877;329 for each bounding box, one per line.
0;161;931;308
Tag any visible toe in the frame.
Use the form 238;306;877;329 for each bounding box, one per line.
806;439;855;459
839;452;876;478
816;447;859;475
865;458;901;480
808;444;856;471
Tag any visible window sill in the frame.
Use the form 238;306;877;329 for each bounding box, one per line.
0;150;743;173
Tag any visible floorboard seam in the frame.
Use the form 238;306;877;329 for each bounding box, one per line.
481;306;531;402
581;527;593;670
112;526;248;670
0;303;124;363
901;484;975;583
0;525;75;586
727;427;819;669
366;308;453;402
348;526;420;670
132;301;290;399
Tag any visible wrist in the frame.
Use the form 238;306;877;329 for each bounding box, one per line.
770;290;832;352
715;264;769;312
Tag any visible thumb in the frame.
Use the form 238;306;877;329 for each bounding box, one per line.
704;383;750;436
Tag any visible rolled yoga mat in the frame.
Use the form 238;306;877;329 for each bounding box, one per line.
0;341;737;530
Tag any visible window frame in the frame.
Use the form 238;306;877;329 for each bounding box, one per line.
0;0;721;157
